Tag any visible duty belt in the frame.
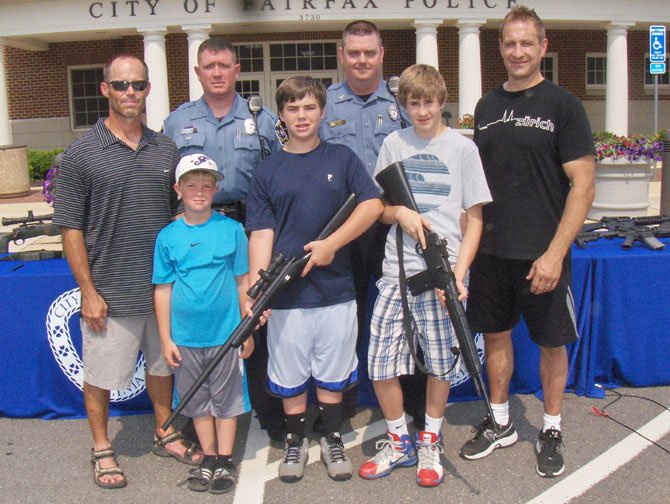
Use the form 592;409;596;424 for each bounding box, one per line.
212;201;246;223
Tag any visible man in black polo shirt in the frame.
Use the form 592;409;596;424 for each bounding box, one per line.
54;54;202;490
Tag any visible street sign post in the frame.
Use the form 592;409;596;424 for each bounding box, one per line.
649;25;667;134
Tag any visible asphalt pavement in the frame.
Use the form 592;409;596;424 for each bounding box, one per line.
1;385;669;504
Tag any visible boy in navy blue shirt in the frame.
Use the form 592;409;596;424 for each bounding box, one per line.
246;76;383;482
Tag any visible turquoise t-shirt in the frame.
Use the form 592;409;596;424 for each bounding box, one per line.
152;212;249;347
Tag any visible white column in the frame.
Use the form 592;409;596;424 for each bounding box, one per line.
605;23;633;136
457;19;485;119
0;42;12;146
138;29;170;131
414;19;442;70
183;24;211;101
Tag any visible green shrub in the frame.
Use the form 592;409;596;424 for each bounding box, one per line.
28;149;64;181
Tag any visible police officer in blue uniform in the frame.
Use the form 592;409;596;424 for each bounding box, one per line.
164;38;283;217
319;21;425;430
164;37;286;441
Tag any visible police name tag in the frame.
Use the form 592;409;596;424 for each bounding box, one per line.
328;119;347;128
244;118;256;135
180;126;197;135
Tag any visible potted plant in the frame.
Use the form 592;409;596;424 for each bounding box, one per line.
452;113;475;138
588;131;664;220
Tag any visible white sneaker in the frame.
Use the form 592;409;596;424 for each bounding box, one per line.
416;431;444;487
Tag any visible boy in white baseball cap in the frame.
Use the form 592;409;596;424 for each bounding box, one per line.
153;153;253;494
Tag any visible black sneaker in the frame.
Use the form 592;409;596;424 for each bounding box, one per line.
535;427;565;477
460;414;518;460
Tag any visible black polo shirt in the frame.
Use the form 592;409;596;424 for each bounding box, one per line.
54;118;179;316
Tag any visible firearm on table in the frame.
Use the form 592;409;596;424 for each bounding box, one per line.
0;211;61;254
375;161;496;427
575;215;670;250
162;193;357;431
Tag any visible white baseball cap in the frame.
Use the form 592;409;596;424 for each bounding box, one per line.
175;154;223;182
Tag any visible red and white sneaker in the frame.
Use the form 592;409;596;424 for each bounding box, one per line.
415;431;444;487
358;432;417;480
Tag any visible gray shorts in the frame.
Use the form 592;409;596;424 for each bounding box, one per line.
174;345;249;419
266;300;358;397
82;314;170;391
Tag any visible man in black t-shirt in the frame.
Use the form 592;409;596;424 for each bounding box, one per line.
460;7;595;478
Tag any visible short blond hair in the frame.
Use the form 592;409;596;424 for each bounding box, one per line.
398;64;447;108
500;5;546;42
177;169;218;186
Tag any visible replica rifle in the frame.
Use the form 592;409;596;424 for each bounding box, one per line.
0;211;61;255
162;194;357;430
375;161;496;426
575;215;670;250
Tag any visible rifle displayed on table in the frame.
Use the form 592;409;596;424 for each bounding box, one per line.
375;161;496;428
0;211;61;255
575;215;670;250
162;194;357;431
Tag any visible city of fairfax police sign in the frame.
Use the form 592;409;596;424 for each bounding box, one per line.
88;0;517;18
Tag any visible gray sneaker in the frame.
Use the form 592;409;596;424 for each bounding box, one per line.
278;434;309;483
320;432;353;481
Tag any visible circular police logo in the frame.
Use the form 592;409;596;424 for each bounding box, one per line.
45;288;146;402
450;332;486;389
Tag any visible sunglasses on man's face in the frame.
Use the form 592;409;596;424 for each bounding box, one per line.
107;80;149;92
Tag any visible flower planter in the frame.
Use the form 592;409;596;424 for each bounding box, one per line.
453;128;474;139
0;144;30;198
587;158;654;220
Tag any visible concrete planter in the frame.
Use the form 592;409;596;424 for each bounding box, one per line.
453;128;474;139
588;158;654;220
0;145;30;198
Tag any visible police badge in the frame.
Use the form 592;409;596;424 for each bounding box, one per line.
244;118;256;135
389;105;399;121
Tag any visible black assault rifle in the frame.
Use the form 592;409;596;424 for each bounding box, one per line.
575;215;670;250
162;194;357;431
1;211;62;255
375;161;496;426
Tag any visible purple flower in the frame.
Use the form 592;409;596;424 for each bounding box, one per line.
42;163;58;206
593;131;665;163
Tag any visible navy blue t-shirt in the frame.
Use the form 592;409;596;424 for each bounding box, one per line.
246;141;380;309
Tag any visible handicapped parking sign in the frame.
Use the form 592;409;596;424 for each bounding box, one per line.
650;25;666;63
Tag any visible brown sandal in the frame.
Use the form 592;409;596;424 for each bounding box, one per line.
91;448;127;489
152;431;202;466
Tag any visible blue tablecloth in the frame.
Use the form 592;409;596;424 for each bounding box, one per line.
2;238;669;419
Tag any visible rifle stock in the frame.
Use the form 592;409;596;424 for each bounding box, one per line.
162;194;357;431
0;223;61;254
375;162;495;423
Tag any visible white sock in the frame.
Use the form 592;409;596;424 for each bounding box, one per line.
491;401;510;426
543;412;561;432
386;414;409;438
424;413;444;436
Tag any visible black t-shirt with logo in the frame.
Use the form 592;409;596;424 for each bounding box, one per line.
473;79;595;260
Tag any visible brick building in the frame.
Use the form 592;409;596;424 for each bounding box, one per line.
0;0;668;149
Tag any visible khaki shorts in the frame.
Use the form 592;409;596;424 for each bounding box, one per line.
82;314;171;390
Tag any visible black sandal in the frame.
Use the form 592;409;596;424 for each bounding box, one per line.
91;448;127;490
152;430;202;466
187;456;215;492
209;460;236;494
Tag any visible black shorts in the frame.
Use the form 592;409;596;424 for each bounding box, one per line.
466;253;578;348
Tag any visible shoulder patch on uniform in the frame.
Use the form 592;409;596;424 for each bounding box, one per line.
275;119;289;145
